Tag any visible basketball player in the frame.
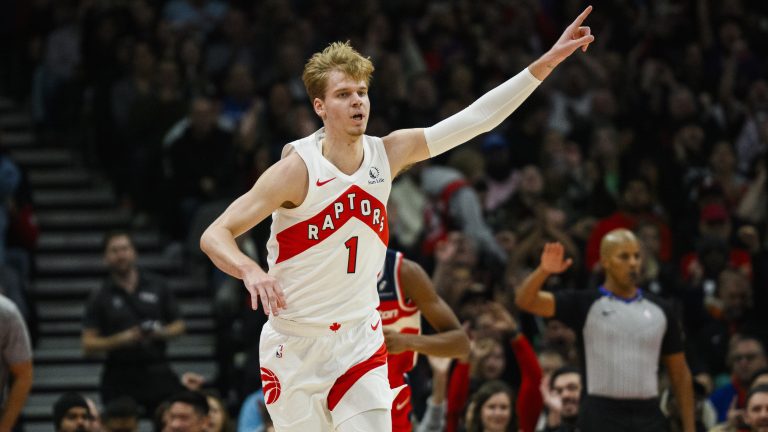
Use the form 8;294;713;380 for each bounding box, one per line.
377;249;470;431
200;7;595;431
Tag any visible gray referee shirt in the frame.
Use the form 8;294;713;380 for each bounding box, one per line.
553;287;684;399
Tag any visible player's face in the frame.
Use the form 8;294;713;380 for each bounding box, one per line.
315;70;370;137
602;239;641;289
480;392;512;432
745;393;768;432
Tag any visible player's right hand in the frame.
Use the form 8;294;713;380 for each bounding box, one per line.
243;272;286;316
540;242;573;275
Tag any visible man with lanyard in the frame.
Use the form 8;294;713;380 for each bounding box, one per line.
515;229;695;432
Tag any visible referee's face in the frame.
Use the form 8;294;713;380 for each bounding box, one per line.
602;239;642;289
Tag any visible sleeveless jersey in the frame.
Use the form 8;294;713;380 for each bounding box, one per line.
377;249;421;384
266;128;391;324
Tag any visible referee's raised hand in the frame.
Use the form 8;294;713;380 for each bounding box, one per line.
540;242;573;275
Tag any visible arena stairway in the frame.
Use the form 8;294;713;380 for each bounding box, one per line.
0;99;217;432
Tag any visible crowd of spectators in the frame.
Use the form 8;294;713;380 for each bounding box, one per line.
1;0;768;431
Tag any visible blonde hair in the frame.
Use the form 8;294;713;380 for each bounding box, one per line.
302;41;374;102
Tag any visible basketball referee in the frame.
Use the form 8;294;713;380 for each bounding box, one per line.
515;229;694;432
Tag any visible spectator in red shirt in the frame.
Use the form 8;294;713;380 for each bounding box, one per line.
585;177;673;272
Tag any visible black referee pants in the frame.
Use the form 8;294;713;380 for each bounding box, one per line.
578;395;669;432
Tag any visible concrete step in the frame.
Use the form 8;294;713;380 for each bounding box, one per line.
0;112;32;129
28;169;92;188
34;335;215;363
37;231;163;253
32;276;207;299
33;187;115;209
0;97;14;112
24;420;153;432
35;253;183;277
31;361;217;392
1;130;34;148
36;208;131;230
7;148;75;168
36;299;213;322
38;317;215;337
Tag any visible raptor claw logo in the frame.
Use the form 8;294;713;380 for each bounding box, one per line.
260;367;281;404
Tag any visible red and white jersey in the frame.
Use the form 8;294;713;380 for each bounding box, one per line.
266;129;391;324
377;249;421;382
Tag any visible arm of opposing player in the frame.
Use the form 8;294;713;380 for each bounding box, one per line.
664;353;696;432
398;258;470;358
200;153;308;314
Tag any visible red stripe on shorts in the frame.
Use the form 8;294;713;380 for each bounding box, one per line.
327;342;388;411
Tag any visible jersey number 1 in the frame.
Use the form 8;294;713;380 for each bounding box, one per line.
345;236;358;273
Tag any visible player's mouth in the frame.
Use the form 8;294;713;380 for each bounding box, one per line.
351;113;365;121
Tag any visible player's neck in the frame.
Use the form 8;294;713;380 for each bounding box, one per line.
603;279;637;299
320;133;364;175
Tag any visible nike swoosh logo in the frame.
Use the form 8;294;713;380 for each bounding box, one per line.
395;398;409;411
316;177;336;186
371;319;381;331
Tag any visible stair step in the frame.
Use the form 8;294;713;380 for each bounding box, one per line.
23;391;99;420
33;187;115;209
1;131;34;148
33;276;207;298
8;148;75;168
38;317;215;337
37;209;132;230
34;335;215;363
37;231;163;253
28;169;92;188
23;420;153;432
0;112;32;129
0;97;13;112
36;299;213;321
31;361;217;392
35;253;182;277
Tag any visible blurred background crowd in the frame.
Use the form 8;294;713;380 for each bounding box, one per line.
1;0;767;431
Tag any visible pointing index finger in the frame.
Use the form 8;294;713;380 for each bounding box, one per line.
572;5;593;28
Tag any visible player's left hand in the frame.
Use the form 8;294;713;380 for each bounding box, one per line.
547;6;595;63
383;328;411;354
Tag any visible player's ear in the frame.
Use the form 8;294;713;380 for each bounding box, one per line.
313;98;325;119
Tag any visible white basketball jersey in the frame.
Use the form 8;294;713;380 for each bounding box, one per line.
266;128;391;324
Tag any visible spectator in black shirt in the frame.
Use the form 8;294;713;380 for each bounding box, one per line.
81;230;186;415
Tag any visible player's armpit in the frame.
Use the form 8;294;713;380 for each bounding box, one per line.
382;128;430;178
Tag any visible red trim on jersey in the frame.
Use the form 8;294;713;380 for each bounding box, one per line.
327;342;388;411
391;385;413;432
276;185;389;263
393;253;418;313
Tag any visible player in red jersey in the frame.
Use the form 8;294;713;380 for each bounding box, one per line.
377;249;470;430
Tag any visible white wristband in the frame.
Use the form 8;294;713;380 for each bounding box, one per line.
423;67;542;156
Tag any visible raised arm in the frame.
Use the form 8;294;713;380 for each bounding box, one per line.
384;6;595;176
514;242;573;317
200;153;308;315
383;258;470;358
